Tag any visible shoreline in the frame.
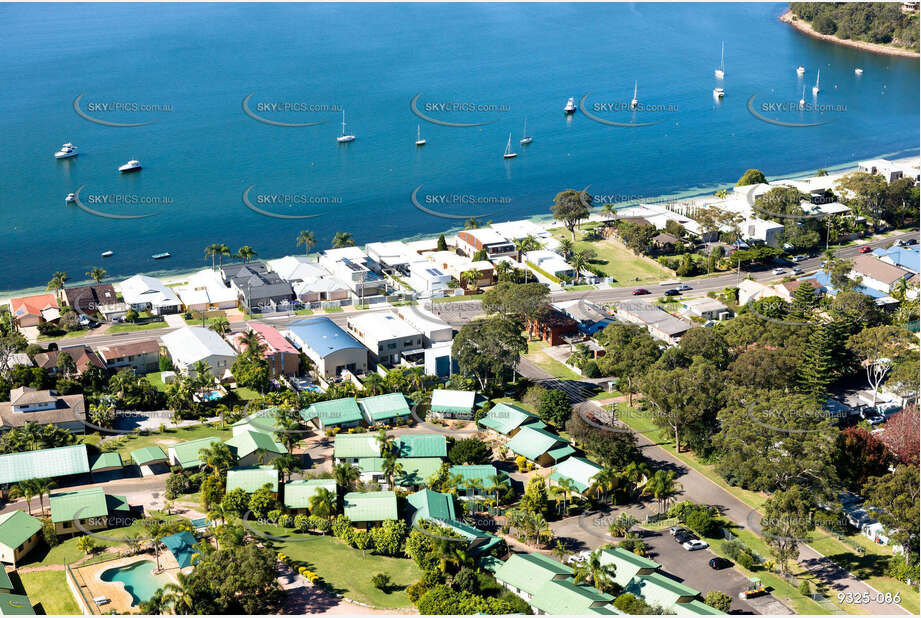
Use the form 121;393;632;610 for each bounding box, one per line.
780;10;920;59
1;152;918;306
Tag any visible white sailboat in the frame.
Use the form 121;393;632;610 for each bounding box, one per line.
714;41;725;79
336;110;356;143
503;133;517;159
812;69;821;96
520;117;532;145
713;87;725;98
415;124;426;146
799;85;806;108
630;81;639;110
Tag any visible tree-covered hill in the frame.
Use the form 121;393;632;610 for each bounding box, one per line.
790;2;919;52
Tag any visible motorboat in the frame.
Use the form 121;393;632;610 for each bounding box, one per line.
118;159;142;173
55;143;78;159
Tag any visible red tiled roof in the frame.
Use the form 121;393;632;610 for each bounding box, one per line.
10;293;58;318
247;322;299;355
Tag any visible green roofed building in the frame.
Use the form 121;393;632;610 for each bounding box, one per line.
130;445;168;468
359;457;443;488
439;518;504;556
676;600;726;615
506;425;575;467
300;398;364;429
529;578;614;615
0;510;43;566
334;434;381;463
49;487;130;536
0;444;89;485
226;466;278;494
477;402;539;436
405;488;456;525
232;408;284;436
0;593;35;615
448;464;505;500
283;479;337;512
342;491;398;527
395;434;447;458
0;568;10;591
358;393;412;425
494;552;573;601
600;547;661;588
550;456;602;494
225;430;286;466
89;452;123;474
168;436;223;470
627;572;699;611
161;531;199;569
430;389;476;419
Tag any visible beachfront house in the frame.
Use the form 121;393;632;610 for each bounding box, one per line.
160;326;237;379
119;274;182;315
62;283;118;317
285;317;368;379
9;293;59;328
317;247;388;303
174;269;238;311
266;256;349;305
456;228;516;260
346;312;424;368
220;262;295;313
406;261;452;296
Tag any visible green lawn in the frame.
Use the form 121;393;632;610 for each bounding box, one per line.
37;329;89;342
524;341;583;381
107;321;169;334
294;309;314;316
433;293;484;303
233;387;261;400
251;525;422;609
19;570;81;615
145;371;171;393
82;423;232;460
548;226;673;285
19;520;150;568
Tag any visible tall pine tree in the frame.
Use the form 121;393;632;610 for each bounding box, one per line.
797;323;837;405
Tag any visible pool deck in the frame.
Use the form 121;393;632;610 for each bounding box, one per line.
72;551;180;614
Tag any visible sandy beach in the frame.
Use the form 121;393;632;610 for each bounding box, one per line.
781;10;921;59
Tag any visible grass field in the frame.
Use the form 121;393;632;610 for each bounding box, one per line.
524;340;582;380
433;293;484;303
107;321;169;334
252;525;422;609
82;423;232;460
548;226;673;285
19;570;81;615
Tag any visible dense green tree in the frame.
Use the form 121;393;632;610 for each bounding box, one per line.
761;486;815;577
834;427;892;492
448;438;492;465
537;389;571;428
704;590;732;613
596;323;662;405
452;315;527;391
678;327;731;370
640;359;723;451
480;281;550;326
736;169;766;186
796;323;838;404
863;465;920;567
551;189;592;240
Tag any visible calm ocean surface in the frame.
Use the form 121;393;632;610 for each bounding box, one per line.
1;2;918;293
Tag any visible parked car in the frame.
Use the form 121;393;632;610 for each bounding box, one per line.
566;550;591;565
675;284;692;291
664;288;681;296
791;267;803;274
793;255;807;262
771;268;785;275
669;526;689;536
675;531;698;544
632;288;650;295
859;246;873;254
709;557;733;570
683;539;709;551
906;238;918;246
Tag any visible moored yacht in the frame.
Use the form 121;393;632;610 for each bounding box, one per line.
714;41;725;79
854;67;863;75
520;117;532;145
65;193;76;203
563;97;576;114
55;143;78;159
630;81;639;110
337;110;356;143
415;124;426;146
503;133;517;159
812;69;821;96
101;250;114;258
118;159;142;173
713;87;725;98
796;65;806;76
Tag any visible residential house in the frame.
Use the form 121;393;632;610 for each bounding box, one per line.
167;436;223;470
430;389;476;420
737;279;778;305
858;159;904;183
493;553;574;603
221;262;295;313
403;487;504;555
600;547;661;589
160;326;237;378
873;245;920;274
225;466;279;495
129;446;169;476
174;269;238;311
0;511;42;566
395;434;447;459
506;425;575;468
553;299;616;338
342;491;398;528
347;312;424;368
490;220;553;245
95;339;161;375
0;388;86;433
478;402;543;437
317;247;388;302
527;307;580;346
231;408;285;436
456;229;516;259
616;300;692;345
333;433;380;465
32;346;105;377
626;573;700;612
395;305;453;345
9;293;59;328
89;452;124;477
49;487;131;536
0;445;89;488
0;354;31;375
228;322;300;378
62;284;118;317
285;318;368;379
774;279;823;303
365;241;417;276
119;274;181;315
448;464;504;500
529;578;615;615
302;397;365;430
407;261;452;296
356;457;443;489
283;479;337;514
524;250;576;280
161;531;199;569
224;431;286;466
679;298;731;321
651;233;681;253
358;393;412;425
850;254;913;294
266;256;349;304
549;456;602;497
426;251;494;288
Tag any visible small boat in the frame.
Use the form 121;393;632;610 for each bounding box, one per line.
415;124;426;146
336;110;356;143
796;65;805;76
812;69;821;96
563;96;576;114
713;87;725;98
630;81;639;110
152;252;171;260
714;41;725;79
101;250;114;258
520;117;532;145
65;192;76;203
799;85;806;108
55;143;78;159
503;133;517;159
118;159;142;173
854;67;863;75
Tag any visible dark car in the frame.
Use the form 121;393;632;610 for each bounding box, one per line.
859;245;873;254
664;288;681;296
632;288;650;295
709;557;733;570
675;531;698;544
906;238;918;246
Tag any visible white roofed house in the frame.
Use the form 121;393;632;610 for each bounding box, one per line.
407;261;452;296
174;269;238;311
160;326;237;379
858;159;904;183
616;299;692;345
455;228;517;259
266;256;349;304
119;274;182;315
366;241;417;276
524;250;577;280
394;304;456;378
680;297;731;321
426;251;494;289
318;247;389;303
347;311;424;368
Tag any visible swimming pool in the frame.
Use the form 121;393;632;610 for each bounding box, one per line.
99;560;171;605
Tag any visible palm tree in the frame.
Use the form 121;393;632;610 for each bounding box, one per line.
608;513;638;537
574;549;617;593
464;217;481;230
207;316;230;335
569;250;590;284
361;373;385;396
204;243;224;270
142;516;172;573
216;243;231;269
460;270;479;291
331;232;355;248
382;456;404;489
276;416;302;453
590;466;619;505
620;461;651;499
334;461;360;492
47;271;68;301
199;442;237;478
514;235;540;262
138;588;170;615
375;429;396;458
10;480;36;514
558;238;574;260
486;474;506;511
235;245;257;263
643;470;682;514
552;538;569;562
553;478;576;516
272;452;300;483
296;230;316;257
309;487;336;519
464;478;485;511
32;478;57;515
161;570;198;614
86;267;107;283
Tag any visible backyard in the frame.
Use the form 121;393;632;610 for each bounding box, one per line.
548;224;673;284
18;570;81;615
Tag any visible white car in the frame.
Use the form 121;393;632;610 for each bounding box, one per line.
771;268;785;275
566;550;591;564
683;539;709;551
791;267;803;274
793;255;807;262
675;284;692;291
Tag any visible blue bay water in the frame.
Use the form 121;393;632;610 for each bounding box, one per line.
0;2;918;293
